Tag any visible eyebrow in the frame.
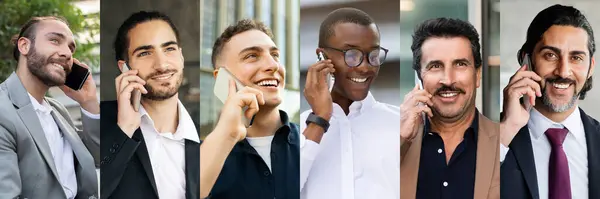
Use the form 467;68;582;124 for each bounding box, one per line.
46;32;76;51
238;46;279;55
132;41;179;55
342;43;381;49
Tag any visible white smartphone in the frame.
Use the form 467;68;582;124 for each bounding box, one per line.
415;71;427;123
213;67;251;127
317;52;334;92
121;63;141;112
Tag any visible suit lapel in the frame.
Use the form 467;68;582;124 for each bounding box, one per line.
511;126;540;199
400;124;423;199
132;130;159;196
580;108;600;198
185;140;199;199
6;73;61;181
474;114;498;199
49;107;96;193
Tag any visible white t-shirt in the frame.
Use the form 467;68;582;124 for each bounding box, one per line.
247;135;275;171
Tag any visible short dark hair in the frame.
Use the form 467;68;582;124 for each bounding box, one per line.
113;11;180;62
518;4;595;100
211;19;273;68
411;18;482;79
318;7;377;48
11;16;69;61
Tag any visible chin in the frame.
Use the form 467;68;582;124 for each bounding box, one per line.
347;91;369;101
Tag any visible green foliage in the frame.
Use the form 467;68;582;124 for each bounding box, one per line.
0;0;99;82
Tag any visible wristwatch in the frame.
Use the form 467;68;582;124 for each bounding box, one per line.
305;112;330;132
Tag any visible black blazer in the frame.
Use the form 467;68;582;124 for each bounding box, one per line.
100;101;199;199
501;108;600;199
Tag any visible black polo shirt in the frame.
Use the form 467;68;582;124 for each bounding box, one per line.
416;111;479;199
205;110;299;199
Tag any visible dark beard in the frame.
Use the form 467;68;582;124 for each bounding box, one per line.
26;44;70;87
141;70;183;101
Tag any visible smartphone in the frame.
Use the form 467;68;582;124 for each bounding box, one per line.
317;52;334;92
521;54;534;110
64;63;90;91
214;67;251;127
414;71;427;124
121;63;141;112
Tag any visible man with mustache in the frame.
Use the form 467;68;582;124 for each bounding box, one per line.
500;5;600;199
300;8;400;199
400;18;500;199
0;16;100;199
100;11;199;199
199;19;299;199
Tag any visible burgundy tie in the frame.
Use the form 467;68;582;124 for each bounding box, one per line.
545;128;571;199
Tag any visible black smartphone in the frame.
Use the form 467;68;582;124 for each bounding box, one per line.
64;63;90;90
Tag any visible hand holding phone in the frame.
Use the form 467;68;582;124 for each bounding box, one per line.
115;63;148;137
318;52;334;92
214;67;256;128
65;63;90;91
400;72;433;143
122;63;142;112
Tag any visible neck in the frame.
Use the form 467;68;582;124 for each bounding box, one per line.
534;100;577;123
141;94;180;134
430;107;476;139
331;91;354;115
247;105;282;137
16;63;49;103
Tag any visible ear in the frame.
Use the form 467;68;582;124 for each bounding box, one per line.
476;65;482;88
589;56;595;78
117;60;126;72
17;37;31;57
213;68;219;78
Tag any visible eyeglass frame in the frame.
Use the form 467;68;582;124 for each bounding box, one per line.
320;46;389;67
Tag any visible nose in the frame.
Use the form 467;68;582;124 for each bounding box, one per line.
263;53;280;73
57;44;72;60
439;65;456;85
555;56;573;78
153;51;169;71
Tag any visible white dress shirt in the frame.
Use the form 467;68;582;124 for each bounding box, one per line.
247;135;275;171
139;100;200;199
300;92;400;199
500;107;588;199
29;93;102;199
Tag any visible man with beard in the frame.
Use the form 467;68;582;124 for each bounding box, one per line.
199;19;299;199
400;18;500;199
501;5;600;199
300;8;400;199
0;16;100;199
100;11;199;199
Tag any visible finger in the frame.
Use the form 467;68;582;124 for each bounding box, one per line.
238;86;265;105
228;79;238;99
119;83;148;100
319;67;334;86
420;105;434;118
115;70;139;90
509;86;537;105
509;77;542;97
411;95;434;107
240;94;260;119
406;89;433;103
509;71;542;85
119;75;146;94
413;83;419;91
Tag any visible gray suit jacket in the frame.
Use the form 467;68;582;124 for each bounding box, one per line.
0;73;100;199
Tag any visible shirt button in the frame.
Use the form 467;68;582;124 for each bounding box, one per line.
438;148;443;154
263;171;270;176
428;133;433;135
443;181;448;187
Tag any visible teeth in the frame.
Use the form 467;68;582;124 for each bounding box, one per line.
258;80;278;86
553;83;570;89
153;73;172;80
350;77;367;83
52;63;64;70
440;93;458;98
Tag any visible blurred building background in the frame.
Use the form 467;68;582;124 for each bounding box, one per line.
500;0;600;119
399;0;501;121
199;0;300;139
99;0;201;131
299;0;401;112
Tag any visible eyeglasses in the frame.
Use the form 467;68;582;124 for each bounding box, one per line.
322;46;389;67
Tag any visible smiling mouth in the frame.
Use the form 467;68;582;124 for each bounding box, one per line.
256;79;279;87
552;82;572;89
151;73;174;80
439;92;459;98
51;63;65;70
350;77;368;83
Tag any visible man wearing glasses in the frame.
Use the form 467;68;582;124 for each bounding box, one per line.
300;8;400;199
400;18;500;199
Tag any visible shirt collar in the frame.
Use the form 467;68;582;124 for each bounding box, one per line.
332;92;376;117
528;106;584;141
27;93;51;114
139;100;200;143
235;110;297;154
